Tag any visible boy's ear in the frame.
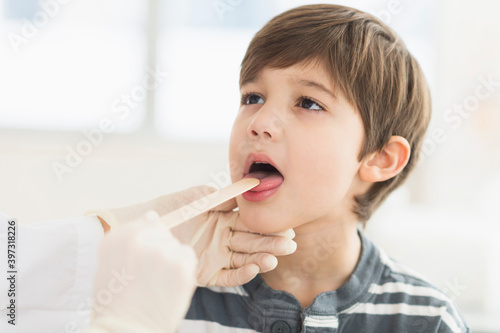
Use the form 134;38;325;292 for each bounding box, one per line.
359;136;411;183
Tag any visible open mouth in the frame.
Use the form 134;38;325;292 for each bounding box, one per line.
247;162;282;180
242;159;284;200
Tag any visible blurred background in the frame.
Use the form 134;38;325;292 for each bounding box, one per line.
0;0;499;331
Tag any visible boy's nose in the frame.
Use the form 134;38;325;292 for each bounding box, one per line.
246;106;285;142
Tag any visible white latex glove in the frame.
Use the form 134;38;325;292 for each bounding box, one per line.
87;186;296;287
84;212;197;333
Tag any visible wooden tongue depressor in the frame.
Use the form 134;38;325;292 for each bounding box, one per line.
161;178;260;230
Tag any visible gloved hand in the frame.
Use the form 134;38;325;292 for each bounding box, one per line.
85;212;197;333
87;186;296;287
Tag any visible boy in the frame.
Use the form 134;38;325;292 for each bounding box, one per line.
179;4;469;333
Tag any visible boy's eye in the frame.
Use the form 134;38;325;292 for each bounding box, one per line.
298;97;324;111
242;93;264;105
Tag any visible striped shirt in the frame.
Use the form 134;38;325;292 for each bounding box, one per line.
179;231;469;333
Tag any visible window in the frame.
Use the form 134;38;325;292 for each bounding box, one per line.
0;0;147;132
154;0;277;141
0;0;437;141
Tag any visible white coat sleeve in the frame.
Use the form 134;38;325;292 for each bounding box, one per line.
0;211;104;333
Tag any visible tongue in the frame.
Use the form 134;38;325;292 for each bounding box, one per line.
243;171;284;192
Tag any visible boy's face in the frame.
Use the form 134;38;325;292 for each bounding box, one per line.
229;61;366;234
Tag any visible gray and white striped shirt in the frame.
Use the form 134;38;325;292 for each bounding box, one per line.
179;232;469;333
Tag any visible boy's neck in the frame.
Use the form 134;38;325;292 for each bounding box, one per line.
260;218;361;308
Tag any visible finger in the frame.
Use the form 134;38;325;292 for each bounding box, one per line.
230;231;297;255
230;252;278;272
142;210;160;223
213;264;260;287
135;225;174;247
269;228;295;239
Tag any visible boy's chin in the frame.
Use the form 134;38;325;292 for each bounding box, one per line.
238;208;289;235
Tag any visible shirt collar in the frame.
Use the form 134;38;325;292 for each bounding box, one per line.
243;230;383;314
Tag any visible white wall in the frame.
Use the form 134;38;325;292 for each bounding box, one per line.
0;130;230;224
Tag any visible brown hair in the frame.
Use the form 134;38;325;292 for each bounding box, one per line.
240;4;431;224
